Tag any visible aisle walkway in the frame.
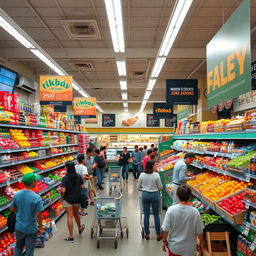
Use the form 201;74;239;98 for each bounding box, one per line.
36;176;166;256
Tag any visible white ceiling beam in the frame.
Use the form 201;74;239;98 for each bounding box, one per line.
0;48;206;59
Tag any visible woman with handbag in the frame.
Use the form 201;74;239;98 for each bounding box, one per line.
61;161;86;243
119;147;131;183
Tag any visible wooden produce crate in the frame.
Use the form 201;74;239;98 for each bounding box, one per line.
214;189;246;225
201;194;216;209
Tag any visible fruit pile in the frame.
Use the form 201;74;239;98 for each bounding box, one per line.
0;173;7;184
187;172;217;187
196;175;231;193
226;150;256;169
16;164;36;174
159;149;174;157
217;192;246;215
0;232;16;254
201;214;222;226
0;137;20;150
32;181;48;193
244;189;256;203
157;153;183;171
9;129;31;148
0;195;9;206
202;180;248;201
0;215;7;227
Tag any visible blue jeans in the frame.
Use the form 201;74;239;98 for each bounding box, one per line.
133;164;141;179
96;168;104;186
81;188;88;209
142;191;161;235
15;230;37;256
121;164;129;180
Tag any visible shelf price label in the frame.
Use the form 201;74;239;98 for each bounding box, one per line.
249;238;256;252
245;201;250;209
243;223;250;236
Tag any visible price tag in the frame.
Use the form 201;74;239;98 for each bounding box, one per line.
6;179;10;187
246;176;251;182
50;145;52;148
7;149;11;154
245;201;250;209
242;223;250;236
214;152;218;158
18;177;22;183
249;238;256;251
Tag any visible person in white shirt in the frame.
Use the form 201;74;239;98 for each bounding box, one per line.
138;160;163;241
162;184;204;256
75;154;93;216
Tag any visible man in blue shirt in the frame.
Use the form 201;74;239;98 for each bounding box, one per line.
172;153;195;205
10;173;44;256
132;145;143;181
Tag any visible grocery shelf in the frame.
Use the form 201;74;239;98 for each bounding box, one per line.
0;150;77;168
0;143;78;155
173;130;256;140
0;225;8;234
191;162;248;182
243;199;256;209
43;195;61;209
0;123;86;134
159;152;176;160
53;210;66;222
0;202;11;213
165;185;173;199
243;221;256;232
172;146;239;159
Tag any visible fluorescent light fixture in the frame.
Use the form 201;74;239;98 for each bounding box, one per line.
80;91;90;98
30;49;65;75
159;0;193;56
104;0;125;53
144;91;151;100
121;92;128;100
123;102;128;108
120;80;127;90
72;82;80;91
146;79;157;91
96;105;103;113
0;16;34;49
151;57;166;78
124;108;128;112
116;60;126;76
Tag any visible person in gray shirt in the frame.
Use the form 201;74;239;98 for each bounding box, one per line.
132;145;143;181
162;185;204;256
172;152;195;205
138;160;163;241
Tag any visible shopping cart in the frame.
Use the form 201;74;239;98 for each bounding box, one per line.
139;191;162;239
90;194;129;249
108;167;122;195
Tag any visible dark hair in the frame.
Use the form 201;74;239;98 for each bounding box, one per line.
144;160;155;174
151;144;154;148
86;147;94;154
184;152;195;159
151;154;157;160
143;145;147;149
95;149;100;154
147;149;153;155
65;161;78;186
123;147;127;150
153;147;158;152
77;154;85;163
134;145;138;149
177;184;192;202
139;147;143;151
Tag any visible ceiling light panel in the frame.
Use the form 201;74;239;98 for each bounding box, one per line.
144;91;151;100
146;79;157;91
120;80;127;90
104;0;125;53
121;92;128;100
116;60;126;76
151;57;166;78
123;102;128;108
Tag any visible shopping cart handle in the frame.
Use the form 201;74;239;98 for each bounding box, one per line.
94;194;123;200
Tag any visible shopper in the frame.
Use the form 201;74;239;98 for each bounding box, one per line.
119;147;131;183
84;148;97;205
143;149;153;169
151;154;158;172
132;145;143;181
138;160;163;241
172;153;195;205
10;173;44;256
153;147;159;160
95;149;106;189
151;144;155;150
162;185;204;256
142;145;148;159
61;161;85;242
75;154;93;216
100;146;107;180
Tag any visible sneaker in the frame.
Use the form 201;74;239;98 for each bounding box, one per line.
65;237;74;243
90;202;94;206
79;224;86;235
79;212;88;217
126;180;128;183
99;185;104;190
157;234;163;241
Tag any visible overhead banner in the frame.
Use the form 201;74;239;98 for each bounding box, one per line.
147;114;160;127
252;60;256;90
166;79;198;105
102;114;116;127
39;75;73;105
153;103;173;119
74;97;96;118
206;0;251;107
165;114;177;127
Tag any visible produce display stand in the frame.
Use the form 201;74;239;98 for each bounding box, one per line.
0;122;84;235
160;132;256;247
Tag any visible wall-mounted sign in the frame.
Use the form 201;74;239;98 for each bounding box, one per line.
74;115;81;124
147;114;160;127
166;79;198;105
39;75;73;105
153;103;173;119
165;114;177;127
252;60;256;90
54;105;67;112
74;97;96;118
233;90;256;112
102;114;116;127
206;0;251;107
177;105;189;121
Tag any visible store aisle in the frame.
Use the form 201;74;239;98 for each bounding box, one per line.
35;176;166;256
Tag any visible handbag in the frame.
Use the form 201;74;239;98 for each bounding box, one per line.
80;192;88;209
7;212;16;233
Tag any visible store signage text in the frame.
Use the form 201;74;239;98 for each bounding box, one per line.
74;97;97;118
153;103;173;118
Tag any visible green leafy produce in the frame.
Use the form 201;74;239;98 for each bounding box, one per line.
226;150;256;168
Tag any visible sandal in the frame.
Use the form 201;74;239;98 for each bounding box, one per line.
64;237;74;243
79;224;86;234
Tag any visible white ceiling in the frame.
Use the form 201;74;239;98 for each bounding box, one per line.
0;0;255;110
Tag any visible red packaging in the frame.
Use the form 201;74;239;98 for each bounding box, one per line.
8;94;20;113
0;92;9;110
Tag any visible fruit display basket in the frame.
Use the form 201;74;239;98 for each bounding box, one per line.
215;190;246;225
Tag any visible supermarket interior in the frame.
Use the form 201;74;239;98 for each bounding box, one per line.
0;0;256;255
